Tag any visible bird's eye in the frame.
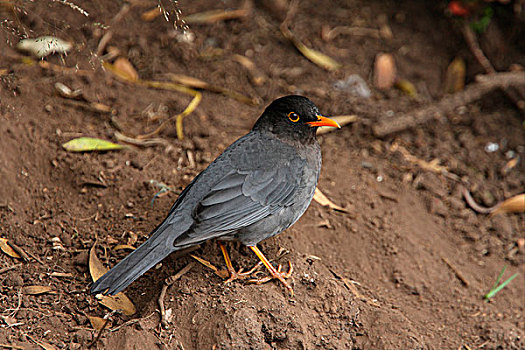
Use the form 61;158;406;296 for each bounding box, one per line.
287;112;300;122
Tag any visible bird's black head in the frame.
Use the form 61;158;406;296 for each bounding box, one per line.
253;95;339;143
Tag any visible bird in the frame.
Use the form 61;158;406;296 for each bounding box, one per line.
90;95;339;296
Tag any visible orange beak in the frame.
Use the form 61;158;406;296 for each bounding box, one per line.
306;115;340;128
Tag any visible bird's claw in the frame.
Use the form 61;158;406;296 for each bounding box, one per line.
248;261;294;296
223;261;263;284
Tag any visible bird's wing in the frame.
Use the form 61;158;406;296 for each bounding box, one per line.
173;158;305;247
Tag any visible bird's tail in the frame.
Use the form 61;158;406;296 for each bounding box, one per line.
90;226;176;296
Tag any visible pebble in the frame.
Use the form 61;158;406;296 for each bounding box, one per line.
447;197;465;211
427;197;447;217
490;215;513;237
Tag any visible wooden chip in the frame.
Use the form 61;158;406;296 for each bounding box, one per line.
113;57;139;82
0;238;22;259
22;285;56;295
113;244;136;251
87;315;111;331
50;272;74;278
313;188;347;212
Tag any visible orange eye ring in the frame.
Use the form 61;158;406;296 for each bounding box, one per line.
288;112;300;122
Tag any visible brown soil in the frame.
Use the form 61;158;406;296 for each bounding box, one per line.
1;1;524;349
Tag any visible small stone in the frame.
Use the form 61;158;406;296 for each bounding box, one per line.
130;159;144;170
490;215;513;237
73;251;89;266
103;159;115;168
448;197;465;211
480;190;496;207
427;197;447;217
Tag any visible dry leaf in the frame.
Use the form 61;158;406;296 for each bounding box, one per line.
113;57;139;82
22;285;56;295
313;188;347;212
97;293;136;316
281;25;341;71
444;57;466;93
89;244;136;315
0;238;22;259
184;8;249;24
491;194;525;216
394;79;417;97
89;244;108;282
87;315;110;331
62;137;125;152
374;53;396;90
317;115;357;135
113;244;136;251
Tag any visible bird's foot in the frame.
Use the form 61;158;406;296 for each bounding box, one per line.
249;261;294;296
223;261;263;284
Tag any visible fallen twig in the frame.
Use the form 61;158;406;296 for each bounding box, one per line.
114;131;171;148
373;71;525;137
158;262;195;328
0;263;23;274
87;310;117;348
441;256;470;286
462;24;524;110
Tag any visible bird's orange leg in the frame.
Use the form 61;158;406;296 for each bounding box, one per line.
248;245;294;296
218;242;261;283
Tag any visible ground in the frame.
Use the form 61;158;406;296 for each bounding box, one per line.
0;0;524;349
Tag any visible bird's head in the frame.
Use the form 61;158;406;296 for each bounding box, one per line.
253;95;340;142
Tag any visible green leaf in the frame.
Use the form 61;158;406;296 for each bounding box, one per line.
62;137;125;152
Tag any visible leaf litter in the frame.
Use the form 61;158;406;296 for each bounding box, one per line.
89;243;136;315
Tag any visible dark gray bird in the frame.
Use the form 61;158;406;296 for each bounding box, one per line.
90;95;339;296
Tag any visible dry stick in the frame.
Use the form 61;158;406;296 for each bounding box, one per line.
6;242;30;262
462;24;495;74
0;344;24;350
158;262;195;328
441;256;470;286
462;24;524;110
0;263;22;274
87;310;118;348
373;71;525;137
